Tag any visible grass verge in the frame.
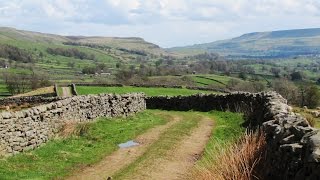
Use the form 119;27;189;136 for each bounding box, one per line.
199;111;246;163
0;110;167;180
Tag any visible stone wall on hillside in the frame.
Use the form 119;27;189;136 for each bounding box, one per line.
146;92;320;180
0;93;145;155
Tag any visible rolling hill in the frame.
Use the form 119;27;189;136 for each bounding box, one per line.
170;28;320;58
0;27;167;55
0;27;178;98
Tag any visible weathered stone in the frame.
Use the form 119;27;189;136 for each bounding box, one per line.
1;112;12;119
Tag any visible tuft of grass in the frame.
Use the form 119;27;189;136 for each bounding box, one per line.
0;110;167;180
192;132;266;180
59;122;91;138
13;86;55;97
292;107;317;127
304;113;316;127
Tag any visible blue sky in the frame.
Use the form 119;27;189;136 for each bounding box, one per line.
0;0;319;47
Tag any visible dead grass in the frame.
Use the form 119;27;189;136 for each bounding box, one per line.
0;103;35;112
192;131;266;180
304;113;316;127
59;122;90;138
292;107;316;127
13;86;55;97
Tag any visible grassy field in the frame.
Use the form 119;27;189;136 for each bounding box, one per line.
76;86;218;96
0;83;11;97
0;111;167;179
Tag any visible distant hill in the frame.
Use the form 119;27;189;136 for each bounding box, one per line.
0;27;174;86
170;28;320;58
0;27;167;55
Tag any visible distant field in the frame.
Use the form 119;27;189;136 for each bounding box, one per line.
77;86;218;96
189;74;241;87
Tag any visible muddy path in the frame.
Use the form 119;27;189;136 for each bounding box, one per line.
67;115;182;180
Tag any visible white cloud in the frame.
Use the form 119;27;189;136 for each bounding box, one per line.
0;0;319;47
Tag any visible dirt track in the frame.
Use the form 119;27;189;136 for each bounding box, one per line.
125;117;214;180
67;114;214;180
67;115;182;180
61;87;72;97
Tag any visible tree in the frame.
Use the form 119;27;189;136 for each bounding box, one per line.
155;59;164;67
238;72;247;80
270;67;281;78
82;66;96;74
299;85;320;108
115;69;134;83
272;79;299;104
2;72;51;95
67;61;75;68
290;71;304;81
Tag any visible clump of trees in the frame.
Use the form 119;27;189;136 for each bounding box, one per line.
0;44;33;63
63;42;112;50
3;72;51;95
82;63;108;74
272;79;320;108
46;48;95;60
226;79;266;93
117;48;148;56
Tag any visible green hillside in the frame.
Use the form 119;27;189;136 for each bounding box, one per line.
0;27;173;83
170;28;320;58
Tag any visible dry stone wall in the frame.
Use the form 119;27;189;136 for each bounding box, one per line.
146;92;320;180
0;96;62;107
0;93;145;155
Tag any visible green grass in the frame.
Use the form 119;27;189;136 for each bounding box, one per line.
57;87;63;97
113;111;203;179
315;121;320;129
0;110;167;180
0;82;11;98
198;111;245;165
76;86;218;96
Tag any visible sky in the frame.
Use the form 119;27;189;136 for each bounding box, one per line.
0;0;319;47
